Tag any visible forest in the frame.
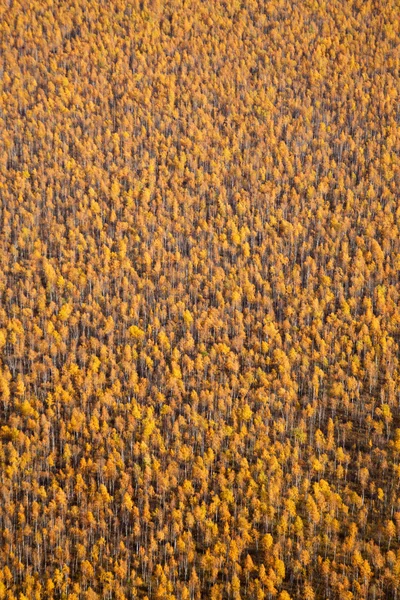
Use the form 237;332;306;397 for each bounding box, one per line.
0;0;399;598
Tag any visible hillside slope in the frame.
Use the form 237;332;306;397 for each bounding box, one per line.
0;1;399;598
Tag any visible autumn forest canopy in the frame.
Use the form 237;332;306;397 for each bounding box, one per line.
0;0;399;598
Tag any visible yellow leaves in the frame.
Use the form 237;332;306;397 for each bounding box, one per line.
274;558;285;581
231;290;242;306
60;76;70;89
361;559;373;581
314;429;325;450
58;302;73;322
311;456;324;473
143;411;156;440
129;325;145;341
379;403;393;423
217;343;231;356
118;239;127;259
56;275;66;289
14;376;25;397
81;560;94;579
89;355;101;373
336;446;348;464
303;584;315;600
99;484;112;503
223;147;232;162
69;407;85;433
230;224;241;246
352;550;363;568
130;400;142;419
65;157;75;171
104;316;115;334
242;241;250;258
90;198;101;215
221;488;235;504
182;479;194;496
183;309;193;326
285;498;297;518
241;403;253;422
177;152;187;172
43;260;57;285
0;330;7;349
231;574;240;594
392;429;400;455
359;467;369;488
19;399;35;418
170;360;182;379
294;516;303;537
46;579;55;593
122;492;134;512
306;496;320;525
141;188;151;204
69;363;81;378
0;373;10;403
262;533;273;551
341;299;351;316
386;520;396;539
111;180;120;202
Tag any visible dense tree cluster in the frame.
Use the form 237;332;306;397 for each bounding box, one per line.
0;0;399;598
